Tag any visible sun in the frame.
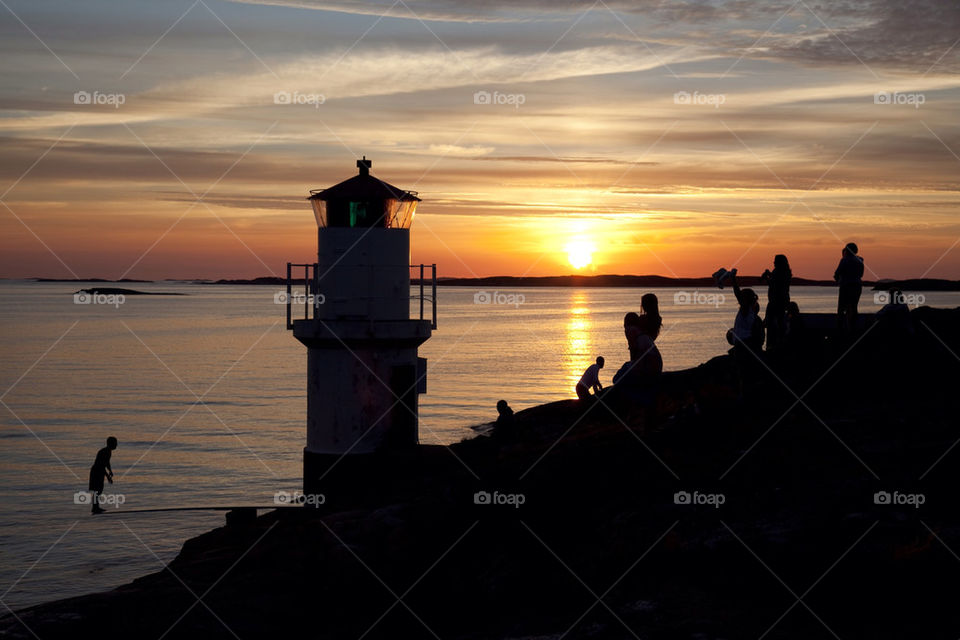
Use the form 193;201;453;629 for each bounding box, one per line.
565;239;595;270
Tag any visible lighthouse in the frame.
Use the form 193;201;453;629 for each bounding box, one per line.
286;158;435;496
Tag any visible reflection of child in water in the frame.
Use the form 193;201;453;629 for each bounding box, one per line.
88;436;117;514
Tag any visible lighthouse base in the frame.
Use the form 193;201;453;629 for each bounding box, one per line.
302;447;418;509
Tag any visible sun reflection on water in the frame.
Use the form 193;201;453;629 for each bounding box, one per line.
565;291;594;392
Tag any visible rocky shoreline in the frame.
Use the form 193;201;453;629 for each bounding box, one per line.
3;306;960;639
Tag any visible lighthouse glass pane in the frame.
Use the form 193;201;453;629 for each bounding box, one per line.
347;201;385;227
385;199;417;229
311;200;327;227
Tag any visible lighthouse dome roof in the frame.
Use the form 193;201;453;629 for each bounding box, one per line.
308;173;419;203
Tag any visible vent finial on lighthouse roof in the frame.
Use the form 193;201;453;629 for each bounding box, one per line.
357;156;371;175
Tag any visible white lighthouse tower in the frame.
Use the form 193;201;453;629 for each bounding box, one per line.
286;158;435;495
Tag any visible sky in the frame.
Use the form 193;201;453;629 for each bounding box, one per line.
0;0;958;280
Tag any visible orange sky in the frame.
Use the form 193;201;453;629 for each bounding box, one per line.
1;0;958;281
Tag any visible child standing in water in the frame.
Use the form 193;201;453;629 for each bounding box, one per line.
88;436;117;514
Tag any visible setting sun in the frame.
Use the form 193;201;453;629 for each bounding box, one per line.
565;239;595;270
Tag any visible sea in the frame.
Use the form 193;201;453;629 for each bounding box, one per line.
1;281;957;609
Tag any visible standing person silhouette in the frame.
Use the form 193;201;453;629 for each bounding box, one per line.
834;242;865;335
761;254;792;350
88;436;117;514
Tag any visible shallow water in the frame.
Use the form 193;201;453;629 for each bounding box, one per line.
1;281;957;608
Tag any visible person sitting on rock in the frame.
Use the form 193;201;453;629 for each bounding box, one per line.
782;301;807;349
876;289;914;336
493;400;515;440
726;272;764;354
624;312;643;361
613;317;663;388
639;293;663;341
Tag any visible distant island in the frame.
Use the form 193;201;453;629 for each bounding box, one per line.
74;287;186;296
36;278;152;283
30;275;960;290
436;274;844;287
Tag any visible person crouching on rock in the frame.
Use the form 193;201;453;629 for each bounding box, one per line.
576;356;604;401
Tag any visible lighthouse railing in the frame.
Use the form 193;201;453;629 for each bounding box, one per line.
285;262;319;330
411;263;438;330
284;262;437;330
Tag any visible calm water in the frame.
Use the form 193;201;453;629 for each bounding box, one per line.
1;281;957;609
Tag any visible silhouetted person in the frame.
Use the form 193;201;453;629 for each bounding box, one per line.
613;312;663;387
576;356;605;401
761;254;792;350
612;316;663;412
639;293;663;340
727;273;764;353
624;312;643;361
876;289;914;337
493;399;515;441
88;436;117;514
783;301;806;348
726;276;764;397
834;242;864;334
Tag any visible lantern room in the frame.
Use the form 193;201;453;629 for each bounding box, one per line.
307;156;420;229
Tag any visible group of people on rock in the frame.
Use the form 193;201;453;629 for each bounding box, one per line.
493;241;886;433
574;292;665;403
572;242;869;402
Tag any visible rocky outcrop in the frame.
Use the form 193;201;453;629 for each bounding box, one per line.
4;307;959;639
